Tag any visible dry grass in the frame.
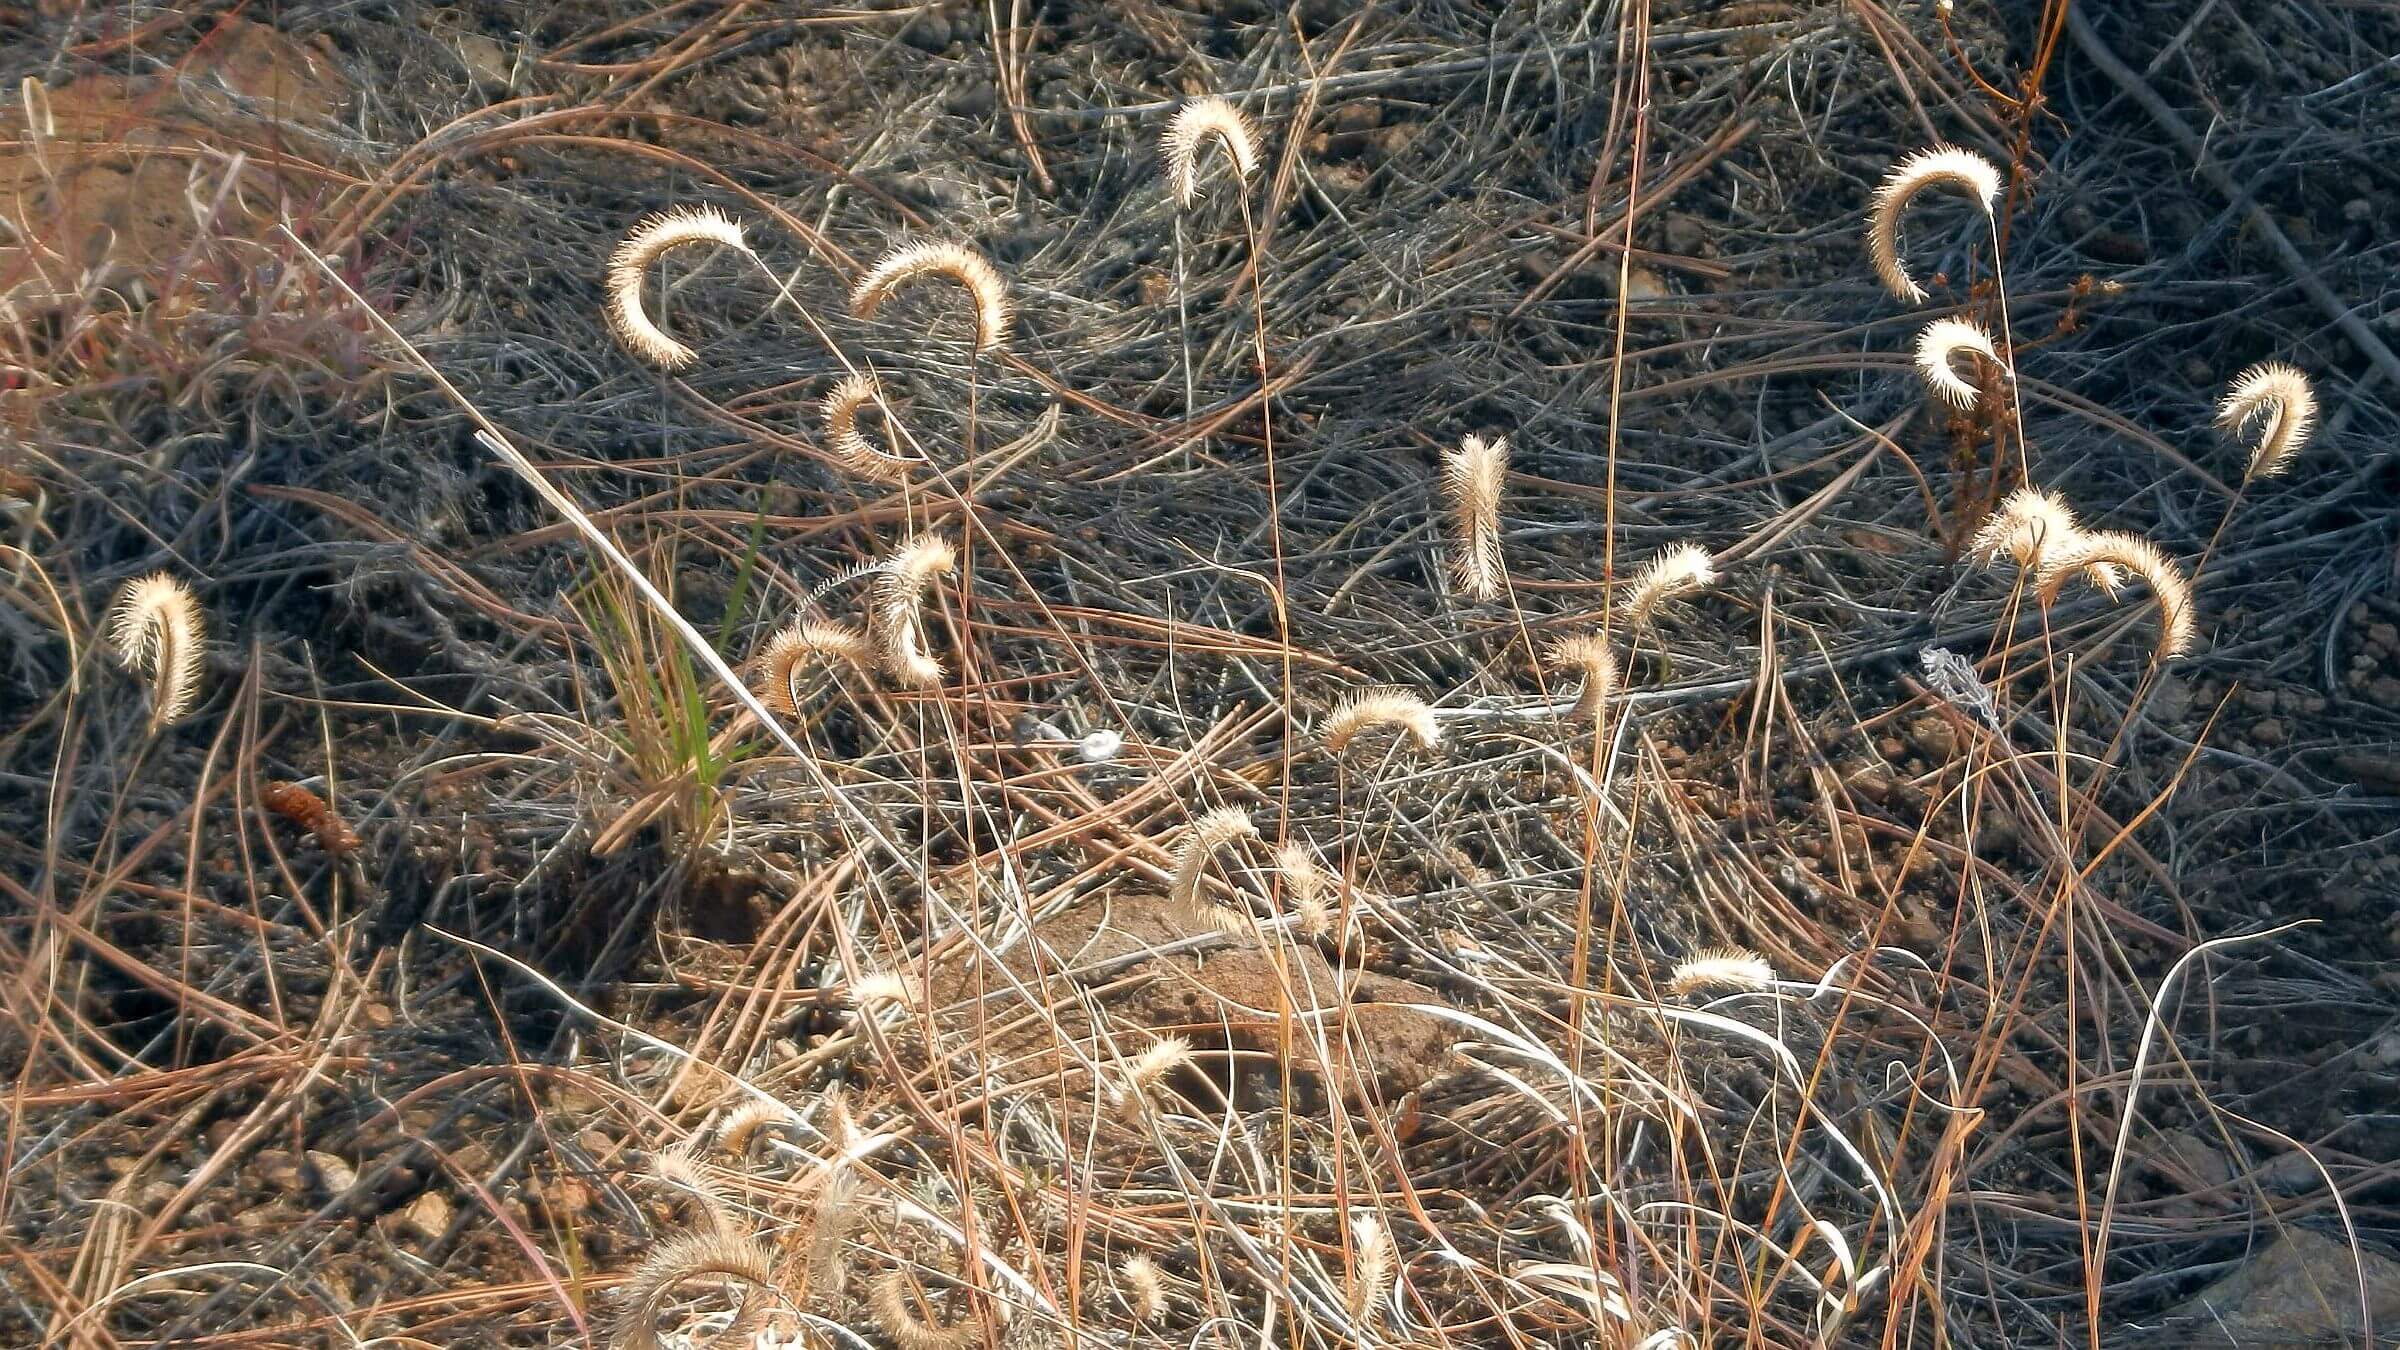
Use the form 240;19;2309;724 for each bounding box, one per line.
2;4;2396;1350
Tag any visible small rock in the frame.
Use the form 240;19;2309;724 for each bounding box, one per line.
942;82;995;118
2369;676;2400;710
2249;718;2287;748
1906;715;1960;760
2123;1228;2400;1347
306;1150;357;1196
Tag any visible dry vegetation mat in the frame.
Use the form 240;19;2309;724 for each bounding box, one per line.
3;2;2399;1347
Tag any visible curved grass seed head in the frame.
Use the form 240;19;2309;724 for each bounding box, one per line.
2217;361;2316;479
1866;145;2001;304
606;206;753;370
1163;95;1260;208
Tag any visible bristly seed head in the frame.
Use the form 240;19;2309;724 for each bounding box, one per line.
1168;806;1258;913
2217;361;2316;480
867;534;958;688
1118;1255;1169;1322
755;618;871;717
1963;486;2106;585
1668;947;1776;995
605;206;753;370
1623;544;1718;629
1443;433;1508;601
1543;632;1619;724
850;240;1011;352
822;373;921;483
1915;316;2005;409
1320;687;1442;756
2035;529;2197;662
1866;144;2001;304
108;572;204;732
1163;95;1260;208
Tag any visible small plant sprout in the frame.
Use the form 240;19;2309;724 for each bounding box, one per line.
1321;687;1441;756
1544;633;1619;724
1623;543;1718;629
605;206;754;370
850;240;1012;352
822;373;919;482
1668;947;1776;995
755;618;871;717
1915;317;2006;408
868;534;957;688
2217;361;2316;479
1118;1255;1169;1322
2036;530;2198;662
1866;144;2001;304
108;572;203;732
1168;806;1258;912
1443;433;1508;601
1162;95;1259;207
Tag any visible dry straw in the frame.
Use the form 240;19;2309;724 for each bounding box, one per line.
1866;145;2001;304
108;572;203;732
1914;316;2005;408
605;206;753;370
1162;95;1259;207
2217;361;2316;479
1623;544;1717;629
2037;530;2197;661
1544;633;1619;724
850;241;1011;352
1443;433;1508;601
868;534;957;688
1321;687;1441;756
822;373;918;482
